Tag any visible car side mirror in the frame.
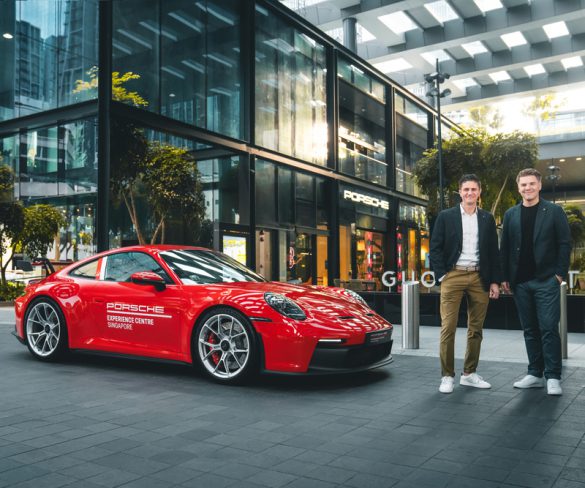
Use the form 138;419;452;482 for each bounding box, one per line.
130;271;166;291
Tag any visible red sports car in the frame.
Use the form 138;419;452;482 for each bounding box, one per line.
13;245;393;383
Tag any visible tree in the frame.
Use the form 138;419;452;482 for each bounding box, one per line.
563;204;585;266
143;143;206;244
469;105;503;131
73;67;149;107
522;93;565;134
20;205;66;260
414;128;538;221
0;165;25;287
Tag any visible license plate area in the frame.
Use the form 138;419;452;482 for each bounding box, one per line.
365;329;392;345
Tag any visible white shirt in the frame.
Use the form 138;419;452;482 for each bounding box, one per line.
456;204;479;267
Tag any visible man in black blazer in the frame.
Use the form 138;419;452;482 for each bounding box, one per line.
501;168;571;396
430;174;501;394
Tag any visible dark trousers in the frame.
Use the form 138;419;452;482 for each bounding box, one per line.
513;276;562;380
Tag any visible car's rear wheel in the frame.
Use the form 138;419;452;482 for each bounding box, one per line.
24;298;68;361
194;307;257;384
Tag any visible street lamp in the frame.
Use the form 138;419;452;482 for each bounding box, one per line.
546;160;561;203
425;59;451;211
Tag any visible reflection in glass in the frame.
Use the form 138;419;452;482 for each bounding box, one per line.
0;134;19;200
255;5;327;165
0;0;98;121
395;94;428;197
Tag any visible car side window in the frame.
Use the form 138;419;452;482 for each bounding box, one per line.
69;259;99;280
103;252;173;283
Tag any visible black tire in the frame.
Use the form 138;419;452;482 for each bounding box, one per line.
193;307;258;384
24;297;69;362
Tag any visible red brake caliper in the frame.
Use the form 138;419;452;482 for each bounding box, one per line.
207;332;221;365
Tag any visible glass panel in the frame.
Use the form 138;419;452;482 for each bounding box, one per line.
222;234;247;264
337;57;385;102
109;119;244;248
355;229;385;290
277;166;293;225
256;229;272;280
160;0;241;138
112;0;159;111
288;232;312;283
295;172;315;228
0;0;98;121
316;233;327;286
0;134;19;200
339;79;386;186
255;7;327;165
396;112;428;197
69;258;99;279
255;160;276;225
61;119;98;195
339;224;352;282
21;126;59;198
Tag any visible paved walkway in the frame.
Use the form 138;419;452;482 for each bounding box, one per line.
1;306;585;488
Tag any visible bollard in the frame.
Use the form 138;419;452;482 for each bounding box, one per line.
401;281;419;349
559;281;568;359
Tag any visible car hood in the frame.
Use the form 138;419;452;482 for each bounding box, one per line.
184;281;391;332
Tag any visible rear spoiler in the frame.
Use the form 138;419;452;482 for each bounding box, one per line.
31;258;56;276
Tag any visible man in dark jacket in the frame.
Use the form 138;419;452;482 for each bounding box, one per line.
429;174;501;394
501;168;571;396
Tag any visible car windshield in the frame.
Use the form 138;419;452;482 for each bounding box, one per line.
160;249;266;285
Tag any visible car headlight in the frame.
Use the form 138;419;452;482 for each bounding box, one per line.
264;293;306;320
343;289;369;307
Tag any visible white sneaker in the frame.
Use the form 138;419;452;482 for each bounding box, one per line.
547;379;562;396
460;373;491;389
513;375;545;389
439;376;454;394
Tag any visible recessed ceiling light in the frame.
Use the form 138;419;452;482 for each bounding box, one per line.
378;11;418;34
543;21;569;39
559;159;565;162
2;33;13;39
424;1;459;23
577;157;582;161
473;0;503;12
461;41;488;57
501;31;527;48
489;71;511;83
561;56;583;69
524;64;546;77
373;58;412;73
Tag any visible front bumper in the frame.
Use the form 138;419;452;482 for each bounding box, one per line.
307;339;393;374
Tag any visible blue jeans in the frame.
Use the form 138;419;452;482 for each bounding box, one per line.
513;276;562;380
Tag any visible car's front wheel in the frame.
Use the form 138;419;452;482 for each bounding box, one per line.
24;298;68;361
193;307;258;384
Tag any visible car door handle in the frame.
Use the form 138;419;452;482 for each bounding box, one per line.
94;298;105;303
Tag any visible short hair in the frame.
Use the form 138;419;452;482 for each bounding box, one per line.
458;174;481;189
516;168;541;183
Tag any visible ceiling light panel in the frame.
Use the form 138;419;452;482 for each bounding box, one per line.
378;11;418;34
489;71;511;83
523;64;546;77
543;21;569;40
421;49;452;66
374;58;412;73
501;31;527;48
473;0;503;12
461;41;488;57
561;56;583;69
424;1;459;23
453;78;478;90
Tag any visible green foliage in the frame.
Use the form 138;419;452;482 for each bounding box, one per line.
20;205;66;259
0;164;15;201
468;105;503;131
143;143;206;244
563;204;585;266
0;281;25;302
414;128;538;220
73;67;149;107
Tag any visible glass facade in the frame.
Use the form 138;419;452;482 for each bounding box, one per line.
255;4;327;165
338;58;386;186
0;0;451;287
395;93;428;197
0;0;98;121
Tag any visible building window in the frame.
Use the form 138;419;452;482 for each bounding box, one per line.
338;58;387;186
395;94;428;197
255;4;327;166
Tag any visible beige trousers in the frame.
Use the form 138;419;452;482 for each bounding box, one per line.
439;270;490;377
